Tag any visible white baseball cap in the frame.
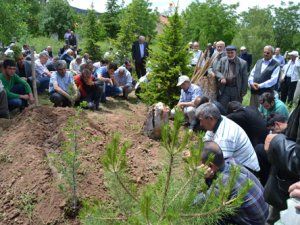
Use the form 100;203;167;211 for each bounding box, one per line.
240;46;246;50
288;51;299;57
177;75;190;86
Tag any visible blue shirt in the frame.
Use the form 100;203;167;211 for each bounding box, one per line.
49;71;74;93
114;68;133;87
35;59;50;79
179;84;202;103
273;55;285;67
95;66;110;79
139;44;145;58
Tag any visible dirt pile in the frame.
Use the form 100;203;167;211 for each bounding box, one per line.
0;102;162;225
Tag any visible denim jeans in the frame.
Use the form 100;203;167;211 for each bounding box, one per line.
50;92;71;107
37;76;50;94
101;83;122;102
8;84;27;110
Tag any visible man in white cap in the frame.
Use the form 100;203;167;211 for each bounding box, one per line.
171;75;202;130
281;50;300;105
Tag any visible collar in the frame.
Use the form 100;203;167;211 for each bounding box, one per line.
213;116;223;133
263;58;273;64
184;84;193;93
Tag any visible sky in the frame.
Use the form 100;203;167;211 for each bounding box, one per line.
68;0;299;13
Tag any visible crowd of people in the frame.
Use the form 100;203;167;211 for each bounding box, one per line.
176;41;300;224
0;30;300;225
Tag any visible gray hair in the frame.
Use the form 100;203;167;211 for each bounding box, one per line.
55;60;67;70
39;51;49;58
195;102;221;120
264;45;274;53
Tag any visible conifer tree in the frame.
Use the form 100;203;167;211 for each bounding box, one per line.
83;4;106;60
80;111;251;224
140;8;191;108
102;0;122;39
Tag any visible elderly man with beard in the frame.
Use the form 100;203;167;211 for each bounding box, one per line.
215;45;248;108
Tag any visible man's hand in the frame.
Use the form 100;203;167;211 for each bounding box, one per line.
177;102;184;109
251;83;260;90
220;78;226;84
289;182;300;209
28;93;35;104
19;94;29;100
198;164;215;179
264;134;278;152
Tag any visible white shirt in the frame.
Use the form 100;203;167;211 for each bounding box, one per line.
69;59;81;74
283;59;300;82
248;58;280;89
204;116;260;171
191;50;202;65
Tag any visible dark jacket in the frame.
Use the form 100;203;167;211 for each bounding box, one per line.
16;60;32;78
264;100;300;210
227;106;268;147
132;41;149;63
240;52;252;72
68;34;77;47
216;56;248;98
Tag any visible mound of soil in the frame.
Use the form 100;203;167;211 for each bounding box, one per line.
0;102;162;225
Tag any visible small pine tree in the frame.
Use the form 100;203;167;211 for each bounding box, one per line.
83;5;106;61
140;8;191;108
80;111;251;224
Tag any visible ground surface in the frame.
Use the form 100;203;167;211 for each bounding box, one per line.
0;97;162;225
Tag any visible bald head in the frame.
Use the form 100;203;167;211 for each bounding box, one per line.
139;36;145;43
201;141;224;168
263;45;274;60
216;41;225;53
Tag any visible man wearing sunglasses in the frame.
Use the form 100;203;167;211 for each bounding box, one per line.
248;46;280;108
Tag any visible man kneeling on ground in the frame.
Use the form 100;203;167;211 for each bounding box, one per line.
114;66;133;99
195;102;260;173
74;68;103;110
95;62;121;102
49;60;79;107
194;141;268;225
171;75;202;131
0;59;34;111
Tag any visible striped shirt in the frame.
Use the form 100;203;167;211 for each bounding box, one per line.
204;116;260;171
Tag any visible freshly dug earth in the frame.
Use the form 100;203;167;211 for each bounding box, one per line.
0;100;162;225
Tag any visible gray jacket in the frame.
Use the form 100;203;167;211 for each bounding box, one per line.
215;56;248;97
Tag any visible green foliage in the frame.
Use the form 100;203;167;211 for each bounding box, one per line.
25;36;64;55
115;0;158;62
18;193;36;221
232;7;276;63
273;2;300;52
102;0;123;39
82;6;106;61
182;0;238;46
50;108;85;217
0;0;29;45
80;111;251;224
40;0;76;40
140;9;191;107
